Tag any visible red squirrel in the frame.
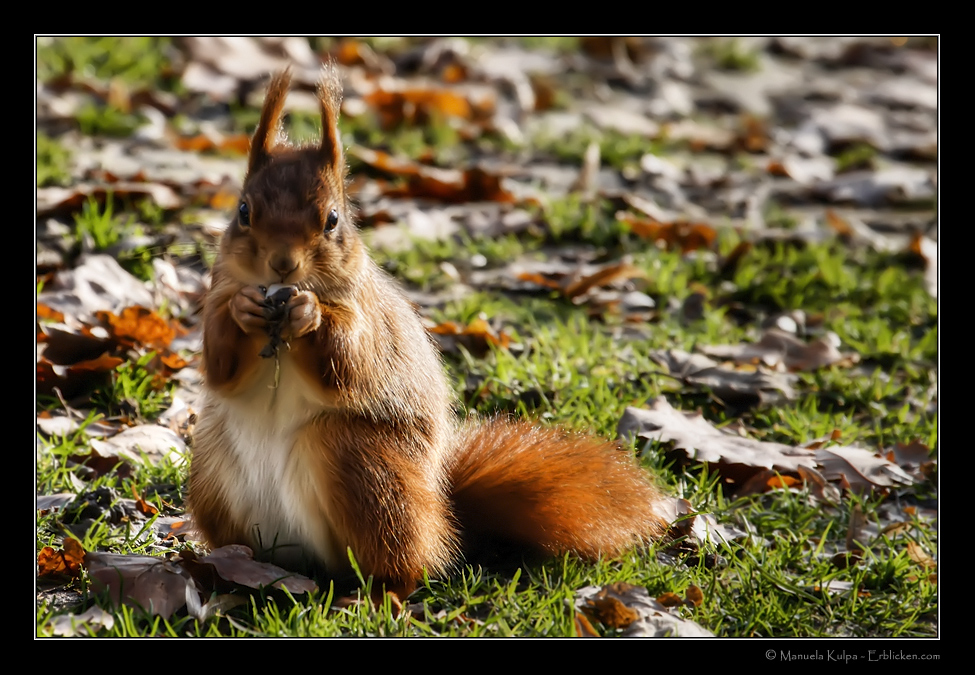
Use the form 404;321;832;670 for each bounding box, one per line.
189;66;667;598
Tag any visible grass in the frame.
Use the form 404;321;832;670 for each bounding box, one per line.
70;194;158;281
36;219;937;636
36;133;72;187
834;143;878;173
36;36;177;88
698;38;763;73
36;37;937;638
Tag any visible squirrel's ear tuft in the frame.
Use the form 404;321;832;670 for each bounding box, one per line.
249;69;292;175
317;61;345;178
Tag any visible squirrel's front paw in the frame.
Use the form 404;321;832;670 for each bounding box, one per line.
286;291;322;339
230;286;268;334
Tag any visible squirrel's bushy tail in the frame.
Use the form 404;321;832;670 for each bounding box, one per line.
448;418;667;562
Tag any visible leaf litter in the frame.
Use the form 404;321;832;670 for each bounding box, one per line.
575;582;714;637
36;36;936;635
619;398;915;494
40;538;315;623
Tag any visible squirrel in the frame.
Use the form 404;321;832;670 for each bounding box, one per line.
188;66;667;599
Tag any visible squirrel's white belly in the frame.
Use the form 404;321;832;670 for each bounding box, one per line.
211;354;341;570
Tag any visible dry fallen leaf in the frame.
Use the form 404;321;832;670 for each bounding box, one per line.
428;317;511;357
179;36;319;98
46;605;116;637
82;543;316;620
653;496;746;547
37;303;65;323
173;132;250;155
37;183;182;218
684;585;704;608
333;38;394;73
767;154;835;185
563;260;645;301
36;493;76;514
617;213;719;253
810;580;868;596
620;398;912;495
574;611;602;637
350;145;516;204
816;446;915;492
649;349;798;408
85;551;193;619
656;591;684;608
364;83;488;127
662;118;736;152
812;166;935;207
795;464;842;501
510;258;646;308
97;305;176;350
576;583;713;637
37;323;113;365
36;353;125;398
701;329;856;372
38;254;155;320
737;114;769;153
198;545;317;594
89;424;188;467
37;538;86;578
132;485;159;517
825;208;855;238
620;398;816;477
585;590;641;628
889;440;932;467
906;541;936;569
737;470;803;496
154;516;190;540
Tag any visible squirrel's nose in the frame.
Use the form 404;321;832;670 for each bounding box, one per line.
270;254;298;279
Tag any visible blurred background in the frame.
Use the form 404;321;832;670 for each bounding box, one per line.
36;36;937;276
35;36;938;407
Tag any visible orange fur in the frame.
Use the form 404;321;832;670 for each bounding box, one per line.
450;418;666;560
189;65;667;594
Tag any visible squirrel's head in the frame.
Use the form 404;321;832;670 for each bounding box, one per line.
223;66;364;295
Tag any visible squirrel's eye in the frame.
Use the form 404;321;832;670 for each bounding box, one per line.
324;209;339;233
238;201;250;227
